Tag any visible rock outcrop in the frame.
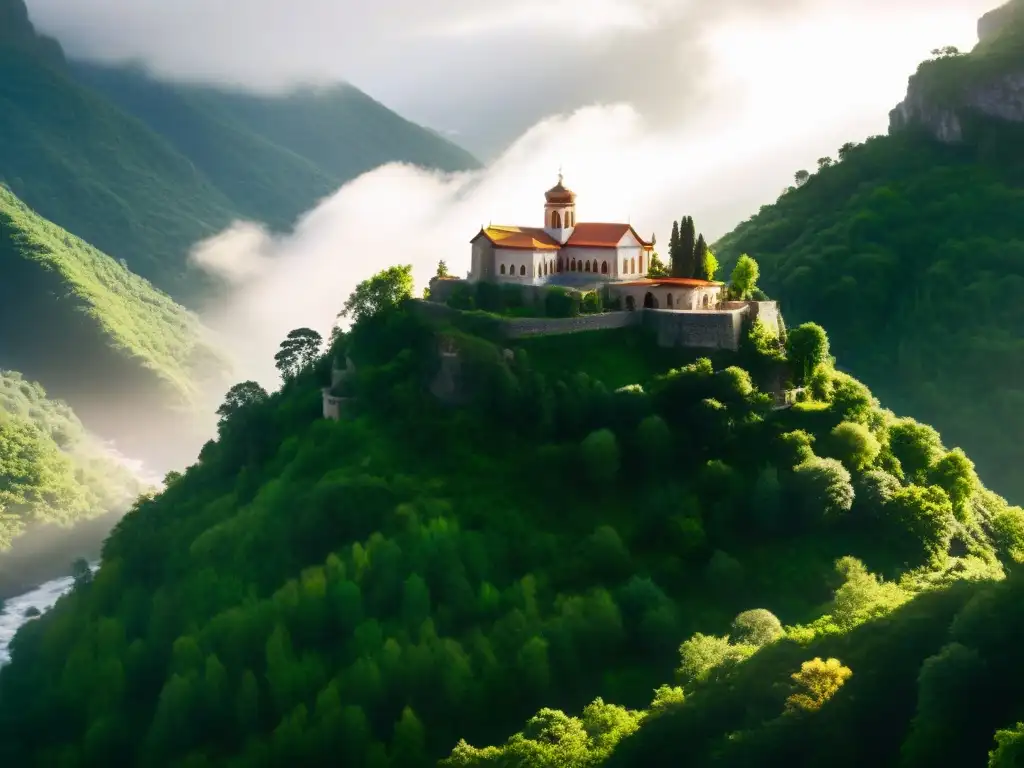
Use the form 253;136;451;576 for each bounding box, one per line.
889;1;1024;143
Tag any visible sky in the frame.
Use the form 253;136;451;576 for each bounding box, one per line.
23;0;998;387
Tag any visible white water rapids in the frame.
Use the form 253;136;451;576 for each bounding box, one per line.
0;567;93;665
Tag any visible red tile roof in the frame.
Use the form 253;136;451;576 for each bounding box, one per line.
565;223;653;249
472;223;654;251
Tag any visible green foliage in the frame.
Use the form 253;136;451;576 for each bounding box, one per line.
274;328;324;381
701;249;720;282
991;507;1024;564
340;265;414;323
730;609;784;647
580;429;621;485
792;456;855;521
646;252;669;278
786;323;830;383
990;722;1024;768
885;485;956;568
830;421;881;472
0;370;146;548
729;254;760;299
544;288;582;318
712;119;1024;502
0;187;228;408
0;277;1017;768
784;657;853;714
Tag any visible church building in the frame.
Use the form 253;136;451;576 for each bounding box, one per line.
468;174;655;284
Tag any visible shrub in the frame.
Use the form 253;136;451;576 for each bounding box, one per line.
830;421;881;472
785;658;853;713
730;609;784;646
545;288;580;318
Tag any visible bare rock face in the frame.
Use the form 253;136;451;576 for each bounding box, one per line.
979;0;1024;44
889;2;1024;143
890;72;1024;144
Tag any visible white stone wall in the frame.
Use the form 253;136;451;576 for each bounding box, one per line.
561;247;616;278
469;239;495;281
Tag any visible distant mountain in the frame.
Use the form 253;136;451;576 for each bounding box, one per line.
0;185;230;470
70;64;480;233
714;7;1024;503
0;0;479;301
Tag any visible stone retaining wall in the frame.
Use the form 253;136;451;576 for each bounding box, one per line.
643;308;746;351
502;311;641;338
410;299;755;350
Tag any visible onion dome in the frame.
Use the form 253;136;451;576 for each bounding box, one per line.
544;172;576;204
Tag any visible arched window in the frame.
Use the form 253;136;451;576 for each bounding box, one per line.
622;259;628;274
639;255;645;274
585;260;591;272
601;261;608;274
569;212;574;227
553;211;562;228
571;258;577;271
520;265;526;276
557;258;563;272
500;264;506;275
667;293;673;308
631;257;636;274
702;293;710;308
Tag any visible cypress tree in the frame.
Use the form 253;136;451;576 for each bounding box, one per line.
676;217;696;277
669;220;680;274
693;233;709;279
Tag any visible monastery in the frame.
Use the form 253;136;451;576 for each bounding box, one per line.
467;174;725;311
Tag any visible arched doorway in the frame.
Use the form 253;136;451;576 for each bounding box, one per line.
643;292;657;309
552;211;562;228
625;295;636;311
702;294;710;308
571;258;577;271
585;260;591;272
601;261;608;274
666;293;673;309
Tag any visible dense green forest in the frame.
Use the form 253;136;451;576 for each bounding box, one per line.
1;265;1019;767
0;0;477;300
0;185;230;468
0;369;146;552
714;114;1024;506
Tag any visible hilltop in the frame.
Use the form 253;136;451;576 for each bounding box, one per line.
0;0;478;300
0;186;230;469
0;266;1019;767
714;8;1024;504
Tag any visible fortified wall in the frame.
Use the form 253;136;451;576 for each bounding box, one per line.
411;298;780;352
643;308;747;352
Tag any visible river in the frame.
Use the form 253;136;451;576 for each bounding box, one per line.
0;566;93;665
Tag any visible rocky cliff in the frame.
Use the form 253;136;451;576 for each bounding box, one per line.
889;1;1024;143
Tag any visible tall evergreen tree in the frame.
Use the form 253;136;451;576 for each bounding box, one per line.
669;220;680;273
675;217;696;277
693;234;709;279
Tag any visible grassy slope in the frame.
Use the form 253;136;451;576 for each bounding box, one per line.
0;186;230;467
713;122;1024;505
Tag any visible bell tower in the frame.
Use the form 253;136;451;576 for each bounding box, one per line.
543;170;576;244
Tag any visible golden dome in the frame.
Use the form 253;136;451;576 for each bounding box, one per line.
544;172;576;204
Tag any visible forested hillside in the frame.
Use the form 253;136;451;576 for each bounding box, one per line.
713;59;1024;504
1;266;1019;767
71;63;480;232
0;0;478;300
0;370;146;556
0;186;230;469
